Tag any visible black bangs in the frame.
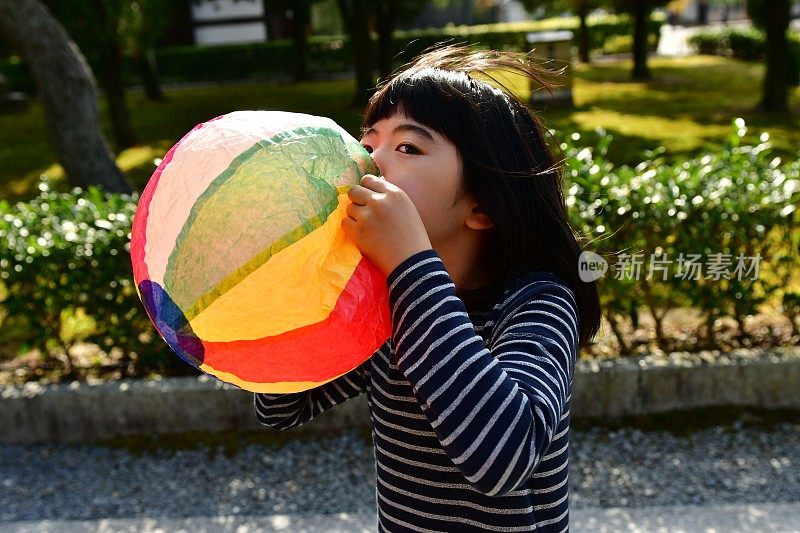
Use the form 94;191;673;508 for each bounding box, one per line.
362;68;490;146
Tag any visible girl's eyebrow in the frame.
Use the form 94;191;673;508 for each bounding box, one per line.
361;123;437;144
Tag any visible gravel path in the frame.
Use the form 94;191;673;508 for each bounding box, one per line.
2;420;799;524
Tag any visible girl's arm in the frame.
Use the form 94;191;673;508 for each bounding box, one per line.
387;249;578;497
253;361;368;430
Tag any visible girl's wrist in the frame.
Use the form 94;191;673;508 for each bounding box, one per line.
385;244;434;277
385;248;439;284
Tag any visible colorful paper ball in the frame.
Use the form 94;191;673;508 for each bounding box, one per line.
130;111;391;393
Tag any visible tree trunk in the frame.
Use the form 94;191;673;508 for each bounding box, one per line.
577;3;591;64
338;0;374;106
0;0;132;193
759;0;790;113
787;310;800;340
462;0;472;25
291;0;311;82
93;0;138;149
136;47;165;102
137;47;165;101
631;0;651;80
376;0;397;80
604;311;632;355
650;306;666;348
98;44;138;149
696;0;709;25
702;310;720;349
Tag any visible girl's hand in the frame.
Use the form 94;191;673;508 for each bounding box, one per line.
342;174;433;278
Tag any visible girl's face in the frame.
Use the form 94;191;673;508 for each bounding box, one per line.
360;112;474;252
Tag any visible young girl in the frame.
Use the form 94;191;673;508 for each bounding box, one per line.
255;45;601;532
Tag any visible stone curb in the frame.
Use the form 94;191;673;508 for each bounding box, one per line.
574;346;800;419
2;347;798;444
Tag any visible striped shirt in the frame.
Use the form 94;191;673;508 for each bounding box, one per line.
254;249;579;532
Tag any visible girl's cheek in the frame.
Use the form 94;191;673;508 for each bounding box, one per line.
378;170;399;190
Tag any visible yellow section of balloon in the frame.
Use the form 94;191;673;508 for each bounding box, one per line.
189;191;360;342
200;363;345;393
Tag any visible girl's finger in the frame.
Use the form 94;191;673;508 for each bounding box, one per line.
345;201;363;220
360;174;390;192
344;204;359;220
347;184;370;205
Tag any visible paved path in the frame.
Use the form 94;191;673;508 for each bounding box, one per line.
4;501;799;532
657;21;754;57
658;24;702;56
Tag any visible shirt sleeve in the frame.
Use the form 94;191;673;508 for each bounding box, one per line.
386;249;579;496
254;362;367;430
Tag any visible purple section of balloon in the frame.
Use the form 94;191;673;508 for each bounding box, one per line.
138;280;204;367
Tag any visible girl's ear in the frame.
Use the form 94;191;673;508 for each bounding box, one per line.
465;203;494;230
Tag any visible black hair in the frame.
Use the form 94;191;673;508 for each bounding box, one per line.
362;44;601;348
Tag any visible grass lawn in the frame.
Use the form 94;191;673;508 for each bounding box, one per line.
552;55;800;165
0;55;798;201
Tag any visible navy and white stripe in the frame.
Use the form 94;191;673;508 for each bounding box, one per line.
255;249;579;532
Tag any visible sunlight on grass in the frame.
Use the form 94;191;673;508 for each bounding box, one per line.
116;144;170;169
477;68;532;102
9;141;175;197
569;108;732;152
548;55;800;164
117;141;175;189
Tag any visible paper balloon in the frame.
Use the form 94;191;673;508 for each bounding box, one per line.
130;111;392;393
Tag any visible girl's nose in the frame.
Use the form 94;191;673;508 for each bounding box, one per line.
368;148;385;176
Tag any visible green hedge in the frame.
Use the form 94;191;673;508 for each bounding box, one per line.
0;119;797;378
0;181;190;378
600;33;659;55
561;119;800;353
689;27;800;86
0;14;663;93
381;14;663;66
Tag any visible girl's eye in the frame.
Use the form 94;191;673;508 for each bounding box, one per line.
397;144;420;155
